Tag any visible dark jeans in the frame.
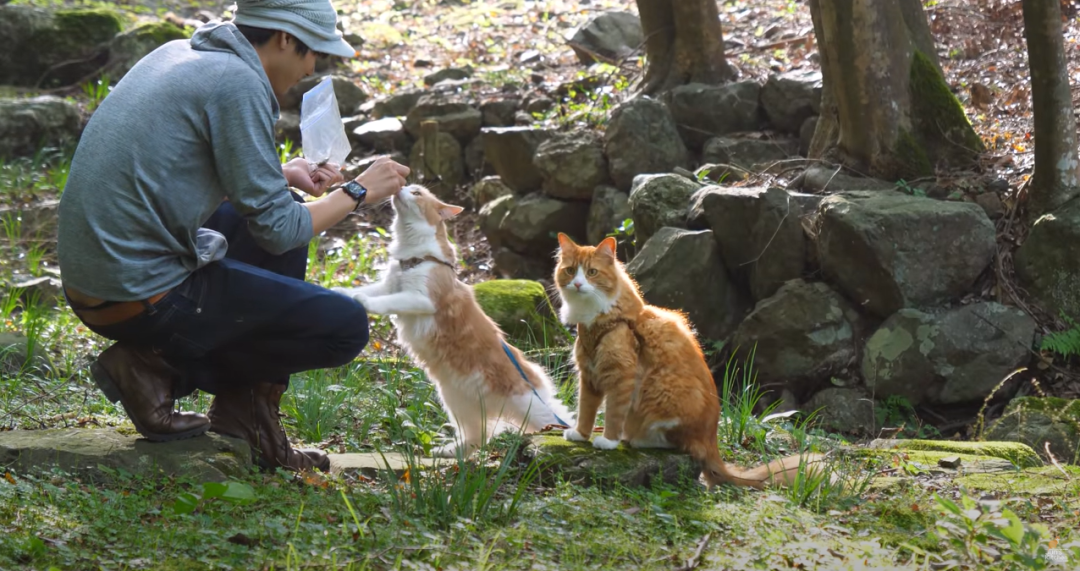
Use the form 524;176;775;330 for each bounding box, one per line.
83;194;369;397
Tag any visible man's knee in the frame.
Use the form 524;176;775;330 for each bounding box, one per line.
327;297;369;366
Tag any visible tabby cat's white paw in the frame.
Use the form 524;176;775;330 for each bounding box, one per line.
564;428;589;443
592;435;620;450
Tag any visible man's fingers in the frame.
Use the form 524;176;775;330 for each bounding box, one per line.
393;163;411;177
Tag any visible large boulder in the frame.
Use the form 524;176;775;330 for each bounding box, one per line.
565;11;643;65
760;70;823;134
816;191;997;318
985;397;1080;464
587;185;631;246
280;74;367;116
482;126;554;193
409;131;464;194
730;280;862;399
604;97;688;191
861;302;1036;406
473;279;566;347
1015;198;1080;319
803;387;875;436
500;193;589;257
0;6;123;87
689;186;817;300
701;136;800;172
664;81;763;150
404;94;482;144
0;428;251;483
351;117;410;153
628;174;698;246
372;89;428;119
626;228;749;341
478;193;517;249
470;176;513;209
480;98;520;127
533;130;609;201
798;165;898;193
492;247;556;281
0;96;83;158
107;20;189;79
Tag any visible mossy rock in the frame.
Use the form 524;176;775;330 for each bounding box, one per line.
0;6;125;87
473;279;569;348
526;433;701;488
109;20;190;79
862;438;1042;469
985;396;1080;465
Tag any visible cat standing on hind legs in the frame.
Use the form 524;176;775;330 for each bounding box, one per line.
334;185;573;458
554;232;826;489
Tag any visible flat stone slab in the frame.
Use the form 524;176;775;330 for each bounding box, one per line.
863;438;1043;468
328;452;453;478
0;427;251;482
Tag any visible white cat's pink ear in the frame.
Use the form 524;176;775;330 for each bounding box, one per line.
439;205;465;220
557;232;576;250
597;236;617;257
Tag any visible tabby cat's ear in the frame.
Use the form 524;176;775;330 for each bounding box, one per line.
439;205;465;220
557;232;577;251
597;236;617;258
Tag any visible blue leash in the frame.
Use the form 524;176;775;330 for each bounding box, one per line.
502;342;570;427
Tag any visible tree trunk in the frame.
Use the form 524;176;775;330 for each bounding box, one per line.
808;0;983;181
1021;0;1080;221
637;0;734;95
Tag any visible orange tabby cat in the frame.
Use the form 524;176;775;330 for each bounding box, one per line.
554;233;823;489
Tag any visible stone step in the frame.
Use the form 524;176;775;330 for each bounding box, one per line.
0;427;251;482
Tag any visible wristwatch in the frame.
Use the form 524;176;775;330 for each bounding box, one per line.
341;180;368;210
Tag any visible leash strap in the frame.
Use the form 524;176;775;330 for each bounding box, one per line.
502;342;569;427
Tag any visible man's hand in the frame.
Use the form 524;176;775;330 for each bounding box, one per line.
355;157;411;204
283;158;344;197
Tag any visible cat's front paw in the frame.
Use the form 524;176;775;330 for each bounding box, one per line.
564;428;589;443
431;445;458;458
592;435;620;450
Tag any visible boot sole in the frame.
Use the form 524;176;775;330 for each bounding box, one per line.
90;361;210;443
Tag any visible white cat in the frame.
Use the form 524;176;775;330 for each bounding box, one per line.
334;185;574;458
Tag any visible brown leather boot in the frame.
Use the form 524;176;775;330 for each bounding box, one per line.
207;382;330;472
90;343;210;442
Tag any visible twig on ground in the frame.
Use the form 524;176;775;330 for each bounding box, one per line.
675;532;712;571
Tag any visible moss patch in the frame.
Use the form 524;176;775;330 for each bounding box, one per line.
473;279;569;348
128;20;189;44
866;439;1043;468
956;465;1080;496
894;127;933;179
527;433;700;488
51;8;125;53
908;49;984;167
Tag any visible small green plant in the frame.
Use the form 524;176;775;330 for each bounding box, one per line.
173;480;257;515
1040;311;1080;359
874;394;940;439
81;74;112;112
717;347;779;452
903;493;1065;570
895;179;927;197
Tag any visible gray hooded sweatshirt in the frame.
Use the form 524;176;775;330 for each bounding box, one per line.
57;22;313;301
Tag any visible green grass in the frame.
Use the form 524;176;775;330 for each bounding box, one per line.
3;149;1080;570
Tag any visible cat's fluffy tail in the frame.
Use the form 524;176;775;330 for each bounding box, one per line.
692;440;827;490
